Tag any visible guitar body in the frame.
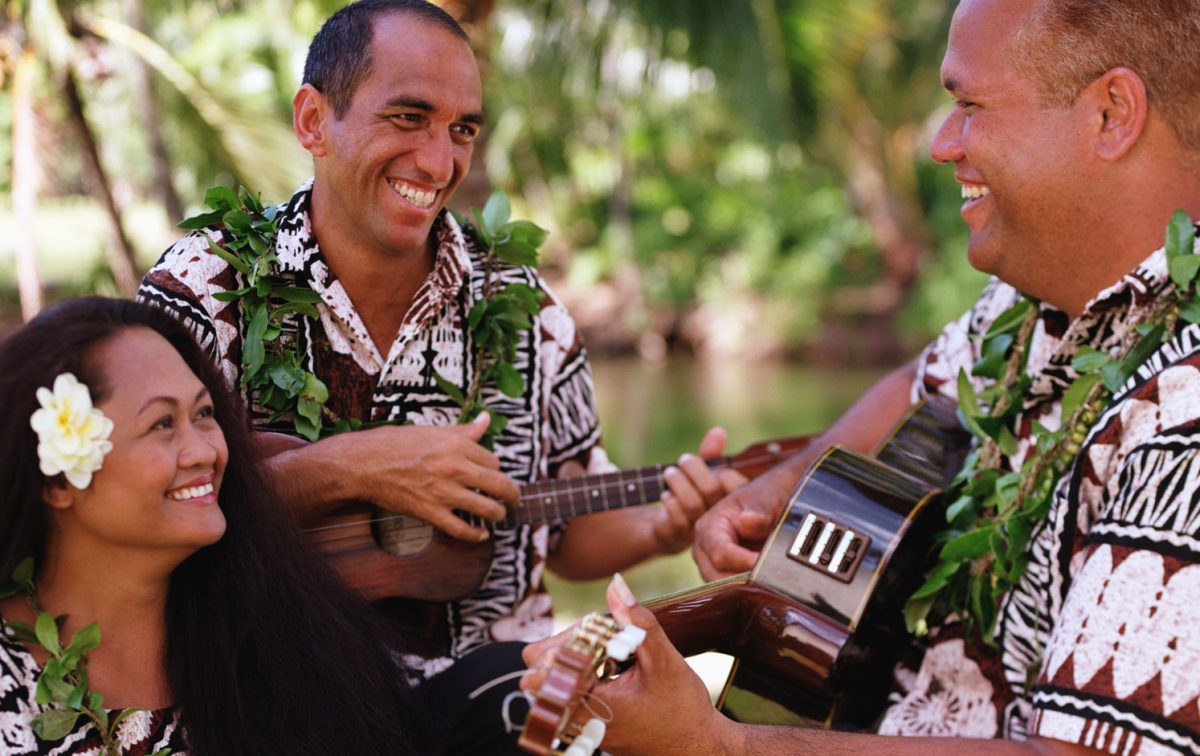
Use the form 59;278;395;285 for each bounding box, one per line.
650;398;965;728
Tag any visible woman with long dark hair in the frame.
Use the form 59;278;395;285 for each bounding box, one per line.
0;297;427;755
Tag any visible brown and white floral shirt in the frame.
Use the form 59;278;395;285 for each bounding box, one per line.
0;620;186;754
879;248;1200;754
138;181;611;674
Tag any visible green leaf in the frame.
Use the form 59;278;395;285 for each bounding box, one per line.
35;613;61;656
66;685;85;710
971;333;1014;380
487;412;509;435
1169;254;1200;291
269;363;306;393
1071;347;1112;374
222;209;253;233
69;622;100;656
433;373;466;405
493;239;538;267
467;300;487;330
1180;300;1200;325
177;210;224;230
293;413;321;442
32;709;82;741
910;560;962;599
481;191;512;234
495;363;525;398
300;373;329;404
944;494;976;524
274;287;323;304
243;305;269;376
939;527;995;561
1165;209;1195;259
1061;373;1101;421
202;234;252;277
903;595;935;635
1100;361;1126;393
297;397;321;425
13;557;34;587
212;287;253;302
204;185;239;211
997;425;1018;457
1120;325;1165;380
984;299;1034;338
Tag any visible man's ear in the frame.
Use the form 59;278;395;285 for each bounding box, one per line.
1085;66;1148;162
293;83;331;158
42;479;76;511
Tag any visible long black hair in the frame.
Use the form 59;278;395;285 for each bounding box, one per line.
0;297;427;755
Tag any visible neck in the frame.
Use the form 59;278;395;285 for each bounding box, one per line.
309;183;436;353
1050;134;1200;318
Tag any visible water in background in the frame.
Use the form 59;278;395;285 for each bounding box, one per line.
546;356;888;620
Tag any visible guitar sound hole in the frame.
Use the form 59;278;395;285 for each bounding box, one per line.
788;512;871;584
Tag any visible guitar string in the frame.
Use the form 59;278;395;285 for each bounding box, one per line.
298;448;798;547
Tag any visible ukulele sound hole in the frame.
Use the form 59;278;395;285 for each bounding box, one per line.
787;511;870;584
372;510;435;557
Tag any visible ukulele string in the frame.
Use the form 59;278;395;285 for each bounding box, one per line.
298;448;797;544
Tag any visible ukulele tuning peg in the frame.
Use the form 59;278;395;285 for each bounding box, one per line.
606;625;647;661
563;718;606;756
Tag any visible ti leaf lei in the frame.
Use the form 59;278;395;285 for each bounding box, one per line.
0;559;170;755
179;187;546;448
904;211;1200;657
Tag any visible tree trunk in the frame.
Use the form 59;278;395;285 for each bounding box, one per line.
62;68;140;296
12;46;44;321
125;0;183;222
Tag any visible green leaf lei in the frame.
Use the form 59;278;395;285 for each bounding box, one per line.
179;187;545;448
0;559;170;755
904;211;1199;659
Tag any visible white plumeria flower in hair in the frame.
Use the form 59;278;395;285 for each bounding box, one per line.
30;372;114;490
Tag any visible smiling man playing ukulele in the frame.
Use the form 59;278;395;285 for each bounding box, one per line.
138;1;740;752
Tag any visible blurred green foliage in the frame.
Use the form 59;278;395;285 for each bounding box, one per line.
0;0;988;357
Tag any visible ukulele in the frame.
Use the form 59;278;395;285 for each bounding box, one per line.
519;613;646;756
646;397;967;728
297;435;812;602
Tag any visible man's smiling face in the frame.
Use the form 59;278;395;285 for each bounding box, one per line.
314;12;483;261
930;0;1096;301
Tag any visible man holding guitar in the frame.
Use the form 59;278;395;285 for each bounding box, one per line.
530;0;1200;753
138;0;739;751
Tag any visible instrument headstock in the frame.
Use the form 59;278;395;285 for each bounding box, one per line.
519;613;645;755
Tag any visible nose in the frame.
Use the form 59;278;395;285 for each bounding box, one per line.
930;107;965;165
414;129;455;184
179;420;221;470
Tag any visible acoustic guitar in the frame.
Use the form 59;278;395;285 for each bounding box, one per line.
647;397;966;729
298;435;812;603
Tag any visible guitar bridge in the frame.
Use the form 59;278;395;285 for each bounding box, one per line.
786;512;870;583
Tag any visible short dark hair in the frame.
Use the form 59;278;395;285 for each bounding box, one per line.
302;0;470;118
1013;0;1200;151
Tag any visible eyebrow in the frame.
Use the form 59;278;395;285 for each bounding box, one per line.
137;386;211;416
383;95;485;125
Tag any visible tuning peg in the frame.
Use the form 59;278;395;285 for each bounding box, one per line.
606;625;647;661
563;718;607;756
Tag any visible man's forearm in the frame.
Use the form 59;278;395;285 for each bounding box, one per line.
726;727;1098;756
257;433;359;523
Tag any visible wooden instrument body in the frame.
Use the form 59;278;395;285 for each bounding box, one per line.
650;398;963;727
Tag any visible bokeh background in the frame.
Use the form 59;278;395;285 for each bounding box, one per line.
0;0;987;616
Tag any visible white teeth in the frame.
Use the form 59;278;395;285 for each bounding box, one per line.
167;483;214;501
961;184;991;201
387;180;436;208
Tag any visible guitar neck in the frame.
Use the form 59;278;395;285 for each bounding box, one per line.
508;463;680;526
